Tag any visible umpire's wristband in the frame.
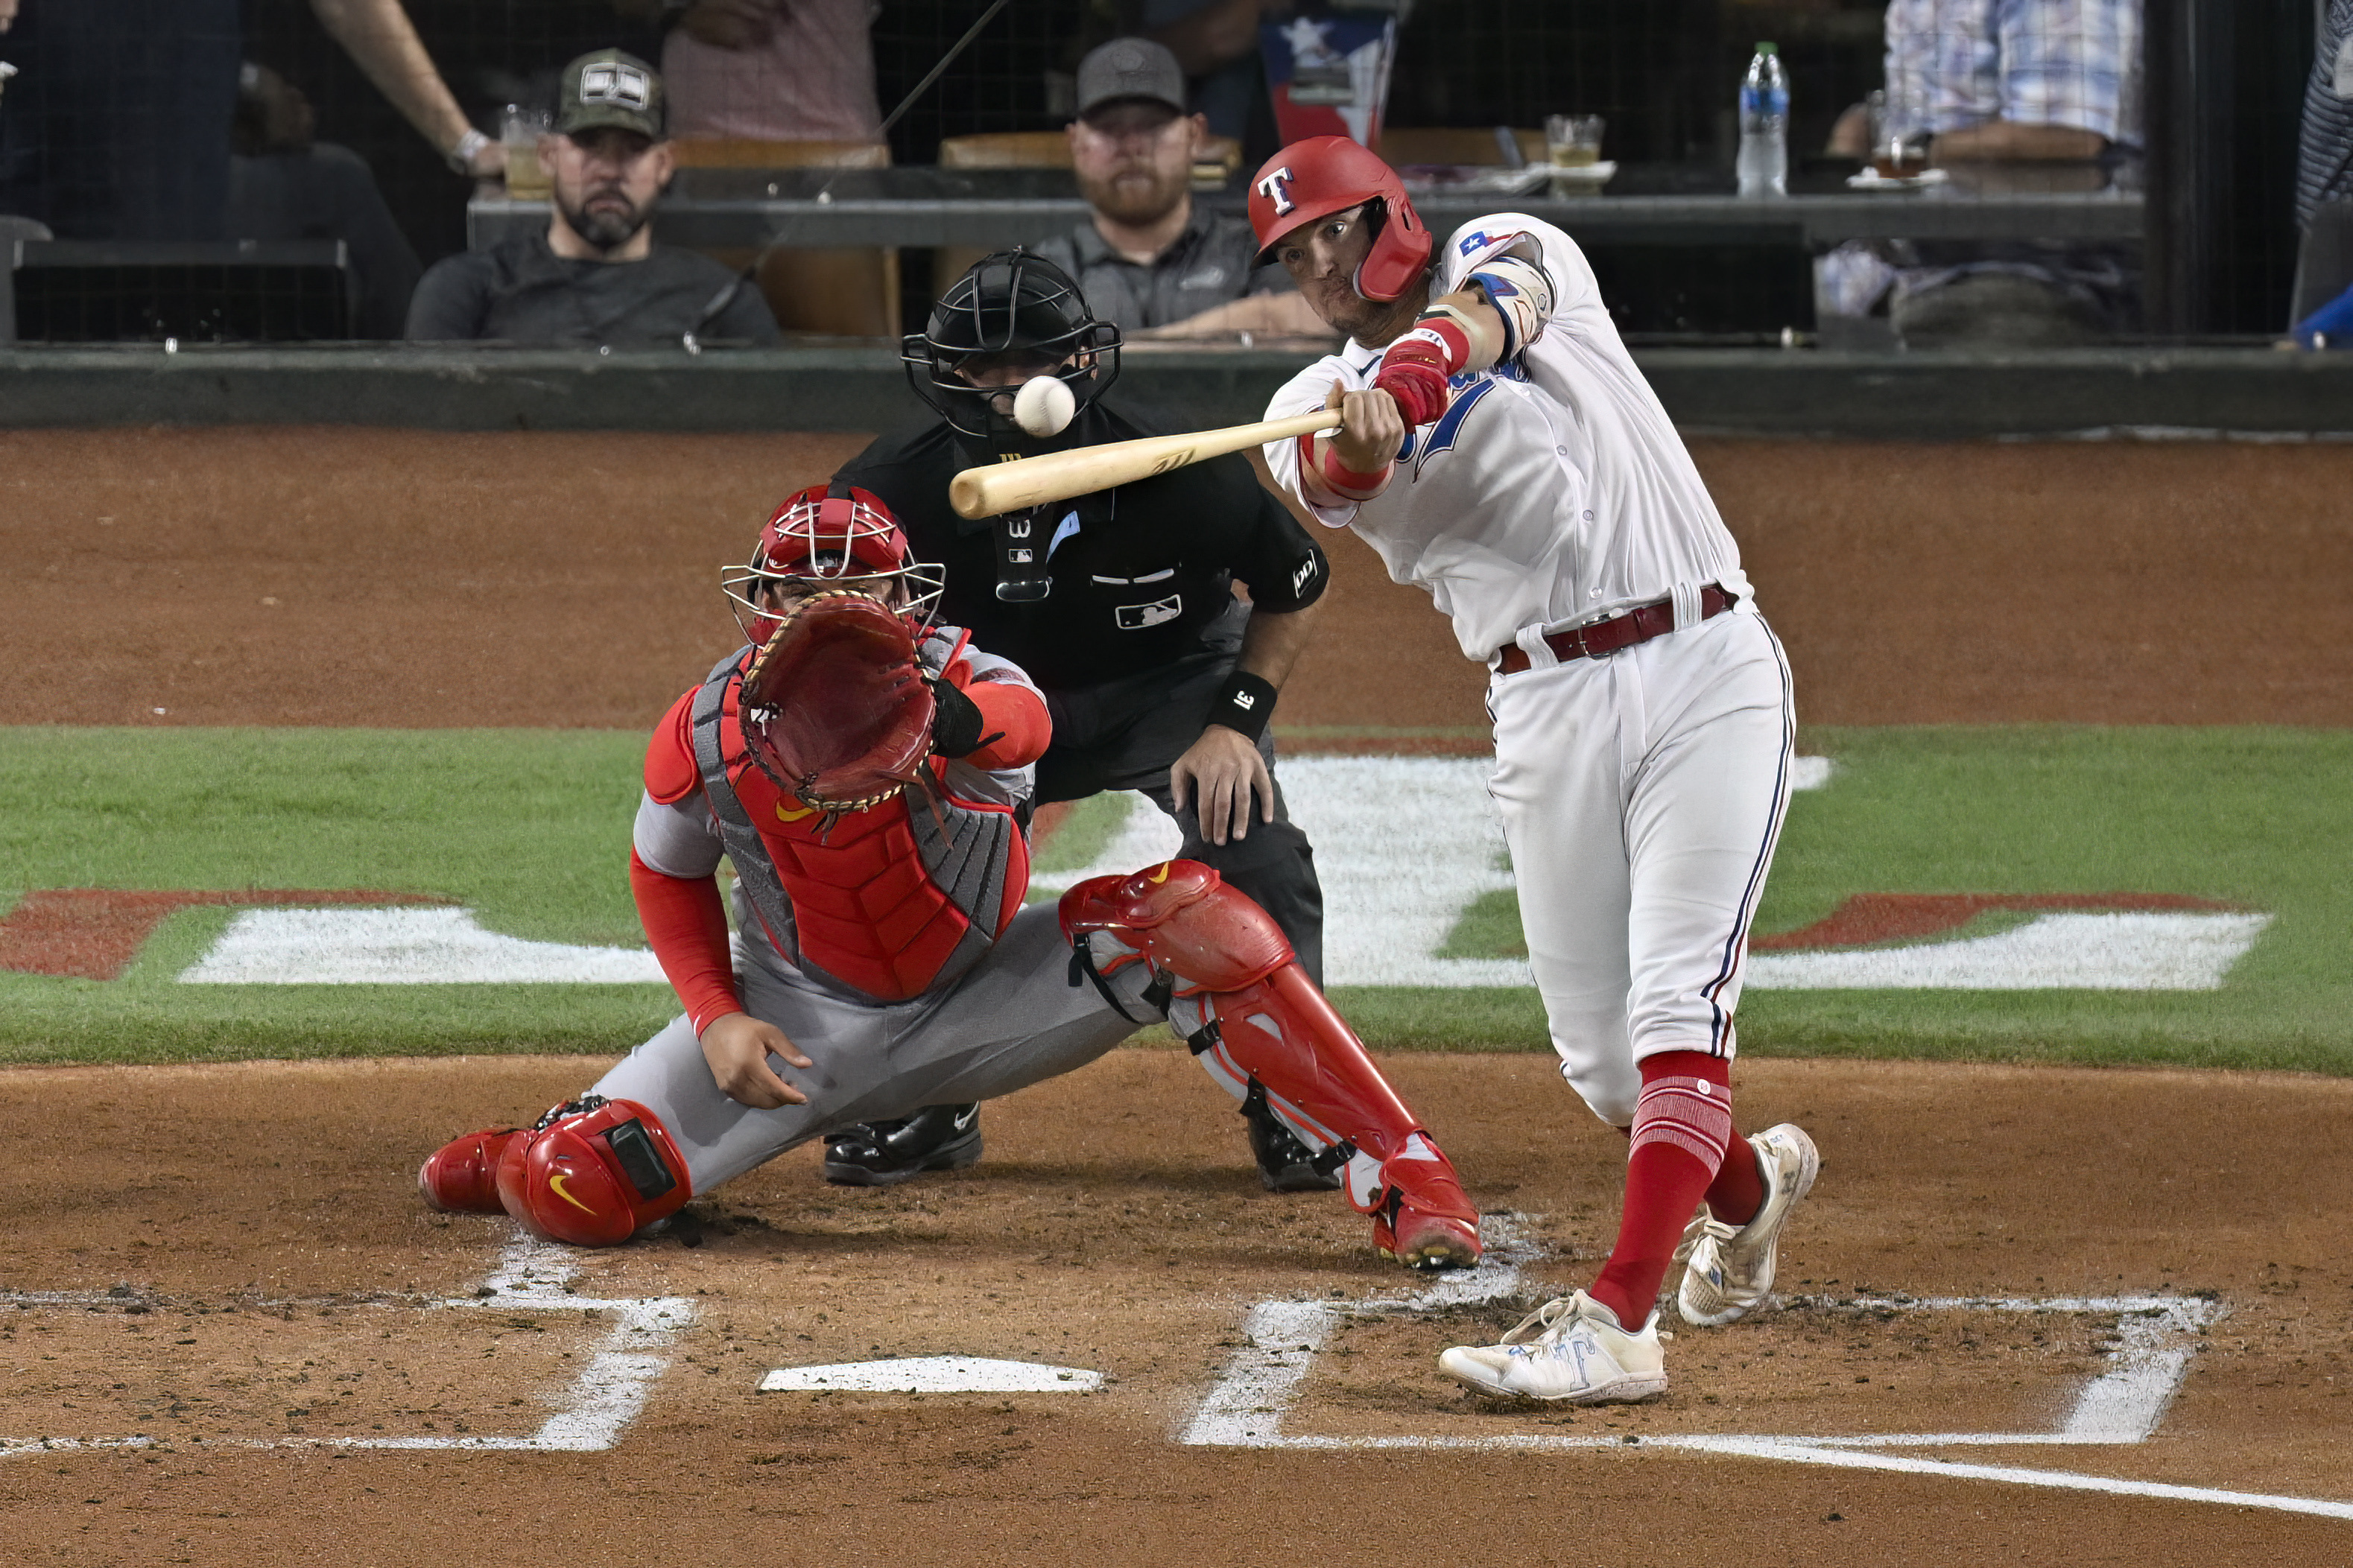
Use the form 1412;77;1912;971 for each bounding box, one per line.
1209;670;1278;743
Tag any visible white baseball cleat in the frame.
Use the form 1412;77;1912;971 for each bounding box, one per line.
1437;1290;1668;1403
1675;1122;1820;1327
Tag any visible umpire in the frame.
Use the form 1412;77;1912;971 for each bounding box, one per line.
825;250;1334;1191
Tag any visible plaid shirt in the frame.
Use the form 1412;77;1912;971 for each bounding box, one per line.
2298;0;2353;230
1884;0;2143;148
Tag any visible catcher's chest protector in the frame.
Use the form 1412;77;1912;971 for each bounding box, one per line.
694;662;1028;1002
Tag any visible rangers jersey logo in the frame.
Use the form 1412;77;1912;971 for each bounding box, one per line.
1398;378;1498;474
1256;167;1297;218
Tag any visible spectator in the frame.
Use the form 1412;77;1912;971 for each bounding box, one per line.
406;49;779;347
1132;0;1269;150
0;0;241;240
2297;0;2353;232
230;63;423;340
657;0;881;143
1820;0;2143;347
308;0;507;179
1033;38;1325;340
0;0;495;242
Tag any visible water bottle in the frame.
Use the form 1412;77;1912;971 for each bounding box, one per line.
1737;42;1789;198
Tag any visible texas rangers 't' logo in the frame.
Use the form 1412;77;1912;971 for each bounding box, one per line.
1256;166;1297;218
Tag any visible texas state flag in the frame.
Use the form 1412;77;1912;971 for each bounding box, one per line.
1259;14;1398;149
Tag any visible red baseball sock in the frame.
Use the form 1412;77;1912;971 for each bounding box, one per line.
1704;1127;1767;1228
1588;1051;1734;1329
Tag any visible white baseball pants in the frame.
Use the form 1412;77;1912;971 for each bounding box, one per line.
1486;606;1795;1127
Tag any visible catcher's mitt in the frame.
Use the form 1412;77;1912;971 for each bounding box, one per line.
739;590;936;813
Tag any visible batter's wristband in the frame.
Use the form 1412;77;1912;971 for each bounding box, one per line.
1210;670;1278;742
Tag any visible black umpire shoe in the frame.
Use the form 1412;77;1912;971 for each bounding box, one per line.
1241;1079;1343;1193
823;1103;984;1187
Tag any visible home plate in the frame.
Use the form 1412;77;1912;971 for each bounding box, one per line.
756;1357;1104;1394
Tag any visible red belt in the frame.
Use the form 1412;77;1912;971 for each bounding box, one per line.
1495;584;1735;673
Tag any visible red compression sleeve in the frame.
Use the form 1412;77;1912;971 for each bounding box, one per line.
629;848;741;1033
1372;315;1473;427
1297;428;1391;504
956;669;1051;770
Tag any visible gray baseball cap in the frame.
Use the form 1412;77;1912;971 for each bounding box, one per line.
1075;38;1187;118
557;48;665;139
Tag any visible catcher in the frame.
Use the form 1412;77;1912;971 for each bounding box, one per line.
414;485;1483;1270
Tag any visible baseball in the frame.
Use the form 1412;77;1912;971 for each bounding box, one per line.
1012;374;1076;437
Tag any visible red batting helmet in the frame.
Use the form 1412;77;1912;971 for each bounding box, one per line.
1247;136;1434;303
723;483;945;645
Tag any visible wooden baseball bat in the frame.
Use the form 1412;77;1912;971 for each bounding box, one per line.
949;407;1345;520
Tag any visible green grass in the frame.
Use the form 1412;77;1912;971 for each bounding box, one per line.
1026;790;1134;899
5;725;2351;1073
0;728;674;1061
1432;726;2353;1073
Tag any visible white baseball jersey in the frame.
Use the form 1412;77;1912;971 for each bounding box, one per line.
1263;214;1752;662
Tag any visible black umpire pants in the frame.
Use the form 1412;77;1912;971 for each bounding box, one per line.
1036;635;1326;988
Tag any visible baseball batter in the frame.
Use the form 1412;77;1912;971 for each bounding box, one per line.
1249;138;1819;1402
413;484;1483;1271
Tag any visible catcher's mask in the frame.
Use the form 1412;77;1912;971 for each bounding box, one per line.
900;249;1122;449
723;483;945;647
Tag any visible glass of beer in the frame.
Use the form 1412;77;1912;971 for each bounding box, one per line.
1545;114;1605;169
1865;90;1928;180
501;104;553;200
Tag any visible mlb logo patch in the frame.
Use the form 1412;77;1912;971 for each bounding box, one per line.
1115;594;1182;631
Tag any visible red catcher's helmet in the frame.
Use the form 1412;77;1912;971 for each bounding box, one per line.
1247;136;1434;303
723;483;945;645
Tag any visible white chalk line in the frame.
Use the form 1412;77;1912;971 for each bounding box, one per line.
1182;1219;2349;1520
0;1234;694;1458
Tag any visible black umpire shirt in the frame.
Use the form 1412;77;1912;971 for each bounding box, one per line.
835;401;1328;693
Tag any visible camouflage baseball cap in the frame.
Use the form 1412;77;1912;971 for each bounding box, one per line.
556;48;665;140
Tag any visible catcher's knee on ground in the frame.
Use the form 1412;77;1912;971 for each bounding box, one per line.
1058;860;1480;1269
490;1096;694;1247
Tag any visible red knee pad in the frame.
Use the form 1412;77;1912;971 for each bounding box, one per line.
1058;860;1293;993
494;1097;693;1248
417;1126;528;1214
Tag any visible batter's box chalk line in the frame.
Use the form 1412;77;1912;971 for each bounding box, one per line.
1181;1216;2353;1522
0;1235;694;1459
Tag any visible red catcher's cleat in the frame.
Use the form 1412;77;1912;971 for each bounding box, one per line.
417;1126;527;1214
1370;1137;1484;1270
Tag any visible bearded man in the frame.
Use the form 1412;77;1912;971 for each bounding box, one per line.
1032;37;1325;340
405;48;779;347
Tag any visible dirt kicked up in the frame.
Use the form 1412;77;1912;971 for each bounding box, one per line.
2;1053;2349;1564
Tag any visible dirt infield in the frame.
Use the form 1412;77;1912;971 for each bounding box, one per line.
5;426;2352;730
2;1055;2349;1564
4;425;2352;1558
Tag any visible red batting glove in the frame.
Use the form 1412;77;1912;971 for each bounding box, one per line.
1372;334;1452;427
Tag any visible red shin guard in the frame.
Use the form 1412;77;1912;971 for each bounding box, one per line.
493;1096;694;1248
1589;1052;1734;1327
417;1126;528;1214
1061;862;1480;1267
